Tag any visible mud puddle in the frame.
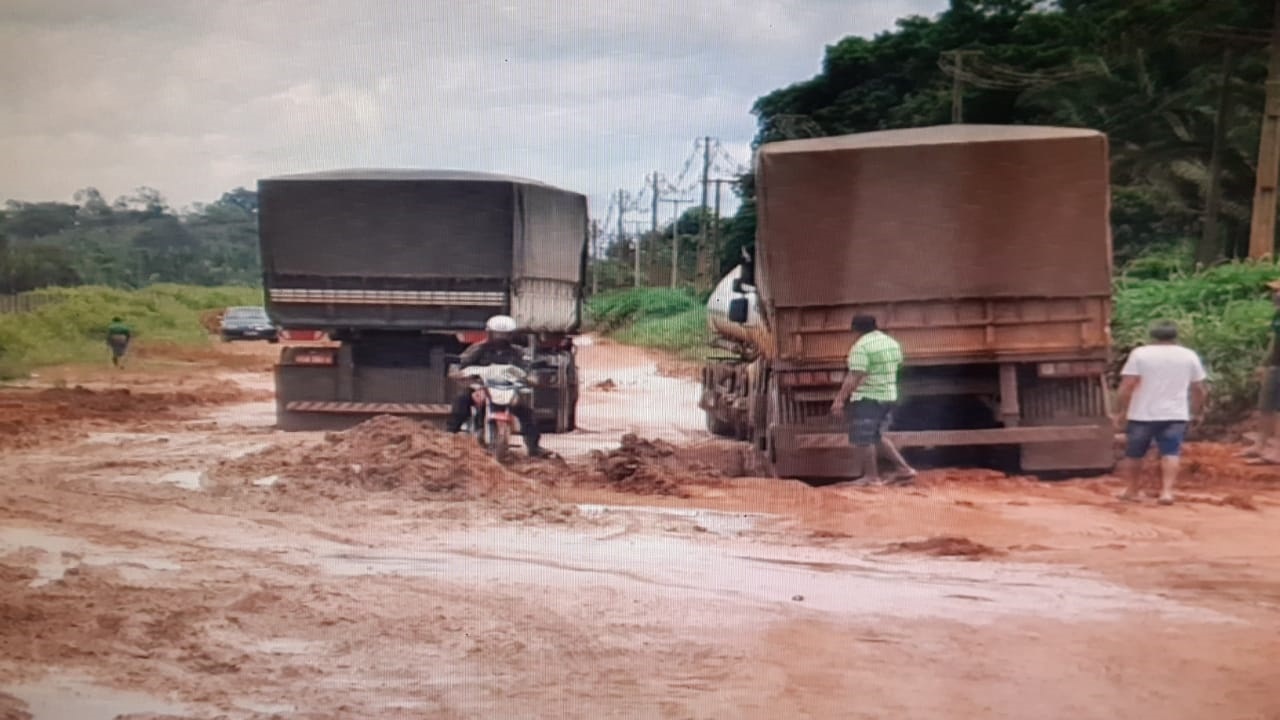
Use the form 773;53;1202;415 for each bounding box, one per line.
316;521;1237;626
3;675;190;720
0;527;180;587
575;504;774;535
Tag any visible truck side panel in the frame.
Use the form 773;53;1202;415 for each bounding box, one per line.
771;296;1110;364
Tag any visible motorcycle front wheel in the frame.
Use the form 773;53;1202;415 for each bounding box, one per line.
489;421;511;463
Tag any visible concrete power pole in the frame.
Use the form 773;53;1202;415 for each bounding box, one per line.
709;178;733;280
590;219;600;295
698;137;712;287
1249;0;1280;259
616;189;632;288
661;198;687;288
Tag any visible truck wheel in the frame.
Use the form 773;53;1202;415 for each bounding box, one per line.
705;411;735;437
490;422;511;464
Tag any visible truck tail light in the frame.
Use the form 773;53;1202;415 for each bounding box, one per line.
1038;361;1106;378
291;350;335;366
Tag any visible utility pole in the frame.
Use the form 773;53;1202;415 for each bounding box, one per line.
661;198;687;288
709;178;733;280
1201;47;1238;265
698;137;712;287
590;219;600;295
644;174;661;288
1250;0;1280;259
941;50;982;124
616;189;633;287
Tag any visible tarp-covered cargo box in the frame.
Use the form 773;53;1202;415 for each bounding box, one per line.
258;170;588;333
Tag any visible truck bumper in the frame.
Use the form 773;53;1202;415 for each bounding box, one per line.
769;423;1114;478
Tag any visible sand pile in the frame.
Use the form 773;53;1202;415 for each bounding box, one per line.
217;415;536;501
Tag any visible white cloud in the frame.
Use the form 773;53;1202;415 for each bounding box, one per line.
0;0;947;220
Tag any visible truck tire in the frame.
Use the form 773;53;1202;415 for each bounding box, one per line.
705;411;735;437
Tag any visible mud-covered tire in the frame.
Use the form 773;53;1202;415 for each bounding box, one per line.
705;411;735;437
490;422;511;463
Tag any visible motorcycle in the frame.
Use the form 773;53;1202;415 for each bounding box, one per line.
458;364;533;462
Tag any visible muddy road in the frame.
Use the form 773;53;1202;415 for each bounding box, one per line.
1;339;1279;719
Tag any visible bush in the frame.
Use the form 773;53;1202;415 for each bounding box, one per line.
0;284;262;378
1113;260;1279;427
587;287;708;359
587;287;701;330
615;308;710;361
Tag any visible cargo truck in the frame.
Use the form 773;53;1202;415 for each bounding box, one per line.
701;126;1115;478
257;170;588;432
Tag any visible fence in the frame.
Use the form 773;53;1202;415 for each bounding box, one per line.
0;293;56;315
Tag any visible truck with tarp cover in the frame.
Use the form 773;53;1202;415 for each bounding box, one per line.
701;125;1115;477
257;169;589;431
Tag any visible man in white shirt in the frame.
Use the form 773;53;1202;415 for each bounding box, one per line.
1114;321;1209;505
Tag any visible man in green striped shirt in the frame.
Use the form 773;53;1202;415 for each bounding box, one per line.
829;314;916;485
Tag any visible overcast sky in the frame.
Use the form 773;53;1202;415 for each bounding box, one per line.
1;0;946;221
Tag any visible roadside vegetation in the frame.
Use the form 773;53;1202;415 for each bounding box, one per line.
593;256;1280;427
586;288;710;361
0;284;261;378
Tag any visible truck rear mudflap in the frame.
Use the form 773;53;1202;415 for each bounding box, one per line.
768;423;1115;478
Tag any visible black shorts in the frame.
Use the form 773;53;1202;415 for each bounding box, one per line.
108;336;129;358
845;399;894;446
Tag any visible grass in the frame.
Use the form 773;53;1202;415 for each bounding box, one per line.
0;284;263;378
587;288;711;361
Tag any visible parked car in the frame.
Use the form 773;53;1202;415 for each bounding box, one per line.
219;306;279;343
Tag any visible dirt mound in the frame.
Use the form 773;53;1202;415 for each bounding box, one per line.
216;415;538;501
0;385;255;450
587;434;727;497
882;536;1002;560
1180;443;1280;490
0;691;31;720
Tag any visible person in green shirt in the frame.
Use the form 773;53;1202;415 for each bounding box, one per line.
1239;279;1280;464
829;314;916;485
106;316;131;368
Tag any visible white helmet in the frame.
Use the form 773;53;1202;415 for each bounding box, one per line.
485;315;517;334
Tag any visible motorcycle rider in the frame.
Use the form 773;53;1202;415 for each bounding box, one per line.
446;314;545;457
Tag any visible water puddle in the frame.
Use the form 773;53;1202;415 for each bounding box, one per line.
207;401;277;428
244;638;327;655
3;675;190;720
0;527;180;587
317;522;1237;626
576;504;773;535
157;470;205;491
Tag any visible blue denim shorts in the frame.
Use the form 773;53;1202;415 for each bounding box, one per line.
1124;420;1188;459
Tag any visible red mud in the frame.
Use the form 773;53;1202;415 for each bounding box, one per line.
0;385;264;450
881;536;1003;559
0;691;31;720
213;415;541;501
588;433;729;497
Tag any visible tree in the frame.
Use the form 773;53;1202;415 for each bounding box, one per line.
721;0;1271;271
